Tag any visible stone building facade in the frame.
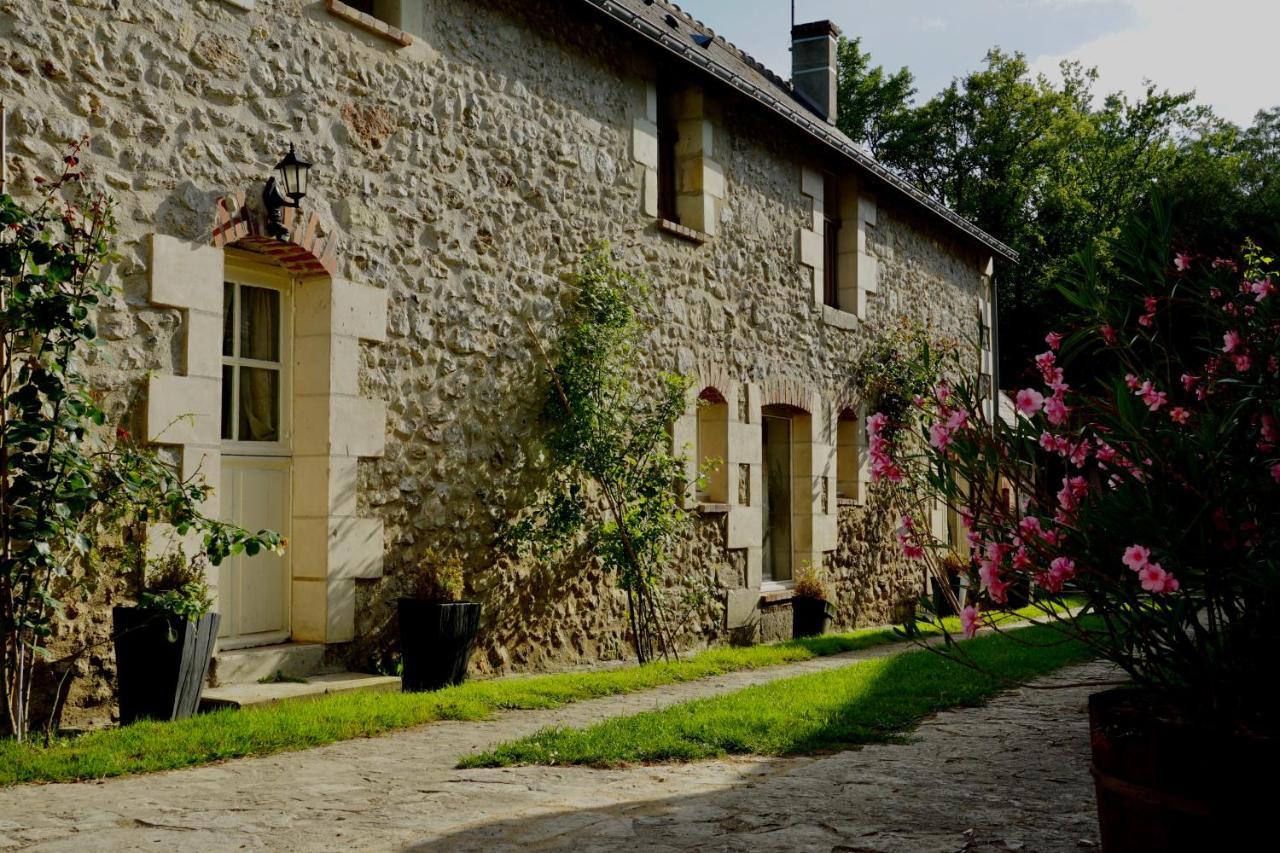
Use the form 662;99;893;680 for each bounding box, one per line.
0;0;1013;723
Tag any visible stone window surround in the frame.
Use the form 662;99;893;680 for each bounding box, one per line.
675;369;841;634
799;166;878;321
145;195;389;647
632;82;723;240
325;0;415;47
977;259;996;424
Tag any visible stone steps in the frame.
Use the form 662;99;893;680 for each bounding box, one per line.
210;641;327;686
201;672;402;710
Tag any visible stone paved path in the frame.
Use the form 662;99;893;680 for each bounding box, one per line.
0;641;1108;853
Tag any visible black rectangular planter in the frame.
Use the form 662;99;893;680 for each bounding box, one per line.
398;599;481;692
112;607;220;725
792;597;833;638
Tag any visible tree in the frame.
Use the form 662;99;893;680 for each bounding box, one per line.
1;146;280;741
835;36;915;157
834;44;1268;383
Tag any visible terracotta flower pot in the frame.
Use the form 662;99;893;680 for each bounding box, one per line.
1088;688;1275;851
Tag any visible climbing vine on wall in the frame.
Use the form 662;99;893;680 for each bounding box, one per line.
512;245;693;664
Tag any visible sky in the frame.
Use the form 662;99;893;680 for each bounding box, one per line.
672;0;1278;126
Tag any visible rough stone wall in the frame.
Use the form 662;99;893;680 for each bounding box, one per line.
0;0;990;725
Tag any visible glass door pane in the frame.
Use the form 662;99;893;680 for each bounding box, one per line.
239;286;280;362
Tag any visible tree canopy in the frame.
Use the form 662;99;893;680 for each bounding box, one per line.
835;39;1280;383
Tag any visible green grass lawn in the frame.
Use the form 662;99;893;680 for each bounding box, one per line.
460;621;1096;769
0;603;1061;786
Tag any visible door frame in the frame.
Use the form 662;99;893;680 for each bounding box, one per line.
761;412;794;585
217;253;295;648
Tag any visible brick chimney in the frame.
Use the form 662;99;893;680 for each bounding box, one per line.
791;20;841;123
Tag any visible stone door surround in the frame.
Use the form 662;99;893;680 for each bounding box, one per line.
145;193;388;645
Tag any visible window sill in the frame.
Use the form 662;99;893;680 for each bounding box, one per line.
326;0;413;47
821;304;859;330
836;497;859;508
697;502;730;515
759;582;795;604
657;218;710;244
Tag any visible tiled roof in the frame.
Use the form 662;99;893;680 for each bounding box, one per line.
577;0;1018;263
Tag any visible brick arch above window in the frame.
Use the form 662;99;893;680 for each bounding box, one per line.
759;377;814;413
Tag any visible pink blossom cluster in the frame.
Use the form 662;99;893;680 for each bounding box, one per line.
1121;545;1179;594
866;412;903;483
1022;341;1069;425
896;515;925;560
928;407;969;451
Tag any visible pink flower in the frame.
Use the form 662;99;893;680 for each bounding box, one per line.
1233;354;1252;373
929;421;954;450
946;409;969;431
1095;440;1117;465
1249;277;1274;301
1122;545;1150;572
960;606;980;639
1169;407;1190;425
866;412;888;434
1045;331;1064;350
1135;380;1168;412
1101;325;1118;345
1049;556;1076;583
902;541;925;560
1018;516;1044;539
1044;395;1069;425
1125;373;1141;390
1035;351;1057;382
1223;330;1241;354
1271;463;1280;484
1015;388;1045;415
987;575;1010;604
1068;441;1091;468
1174;252;1192;271
1139;562;1178;594
935;382;952;403
1180;373;1200;392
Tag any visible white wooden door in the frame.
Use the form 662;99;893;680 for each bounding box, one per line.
217;459;291;647
217;262;292;648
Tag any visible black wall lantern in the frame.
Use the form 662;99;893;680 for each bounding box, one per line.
263;143;312;241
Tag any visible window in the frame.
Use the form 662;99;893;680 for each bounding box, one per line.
695;388;729;502
836;409;859;501
222;279;288;447
657;85;679;223
822;173;841;309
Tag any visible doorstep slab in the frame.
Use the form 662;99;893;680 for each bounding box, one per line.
211;641;326;686
201;672;401;710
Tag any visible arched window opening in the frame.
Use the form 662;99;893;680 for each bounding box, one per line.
696;387;729;503
836;408;859;503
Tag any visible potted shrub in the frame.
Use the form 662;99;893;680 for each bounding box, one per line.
875;201;1278;850
398;550;480;692
791;562;833;638
931;551;968;616
113;552;220;725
